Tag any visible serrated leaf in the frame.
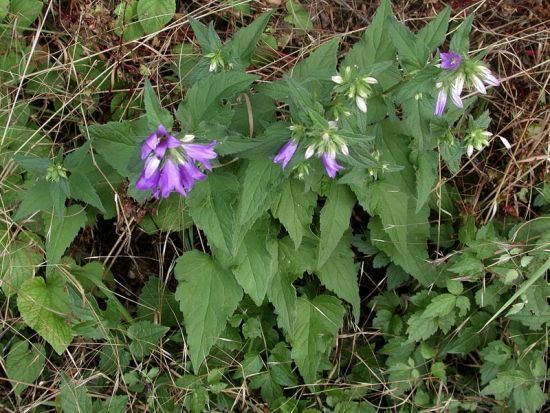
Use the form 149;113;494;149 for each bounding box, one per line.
426;294;456;317
406;312;438;341
59;375;93;413
6;341;45;396
137;277;183;327
415;150;438;212
174;250;243;372
187;172;239;255
14;180;55;220
68;172;105;212
127;320;169;359
178;71;258;128
11;0;43;27
226;12;272;67
267;269;297;336
236;160;283;248
290;295;345;383
137;0;175;34
272;178;316;249
233;219;278;306
449;15;473;54
417;7;451;51
17;277;73;354
284;0;312;31
317;183;355;268
291;38;339;81
45;205;87;266
143;79;173;130
388;18;427;71
316;234;360;321
0;235;43;297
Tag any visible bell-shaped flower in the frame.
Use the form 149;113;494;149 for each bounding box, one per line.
321;153;344;178
273;139;299;169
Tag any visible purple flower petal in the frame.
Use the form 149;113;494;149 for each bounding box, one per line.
143;155;161;178
450;76;464;108
321;153;344;178
440;52;462;70
180;162;207;191
157;124;168;136
183;141;217;170
141;133;158;159
273;139;298;169
434;87;448;116
158;159;186;198
136;168;160;191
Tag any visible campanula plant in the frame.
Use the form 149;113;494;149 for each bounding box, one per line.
7;2;546;412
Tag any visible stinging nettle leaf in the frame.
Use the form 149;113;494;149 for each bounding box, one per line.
174;250;243;372
137;0;175;35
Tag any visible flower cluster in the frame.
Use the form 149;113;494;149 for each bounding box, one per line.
332;66;378;113
273;121;348;178
434;51;500;116
464;128;492;157
136;125;217;198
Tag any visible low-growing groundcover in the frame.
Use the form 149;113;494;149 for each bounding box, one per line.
1;0;548;412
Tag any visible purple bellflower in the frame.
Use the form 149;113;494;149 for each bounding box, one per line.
136;125;217;198
273;139;299;169
434;51;500;116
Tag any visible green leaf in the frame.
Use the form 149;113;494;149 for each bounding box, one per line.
406;312;438;341
137;276;183;327
415;151;438;212
143;79;173;130
45;205;87;266
236;160;283;249
188;17;221;53
317;183;355;268
0;0;9;20
426;293;456;317
267;269;297;336
226;12;272;67
187;172;239;255
178;71;258;128
10;0;43;27
292;38;339;81
139;195;193;234
127;320;169;359
284;0;312;31
6;341;45;396
417;7;451;51
174;251;243;372
233;219;278;306
12;155;50;173
14;180;55;220
88;120;142;182
68;172;105;212
95;396;129;413
272;178;317;249
137;0;175;34
388;18;427;70
291;295;345;383
17;276;73;354
449;15;473;54
59;375;93;413
316;234;360;321
0;235;43;297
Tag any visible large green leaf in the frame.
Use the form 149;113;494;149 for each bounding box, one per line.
226;12;272;67
178;71;258;128
233;219;278;306
45;205;87;266
127;320;169;359
143;79;173;129
187;172;239;255
290;295;345;384
291;38;339;81
0;234;43;297
267;270;297;336
417;7;451;51
59;375;93;413
272;178;317;249
137;0;175;34
174;251;243;372
6;341;45;396
17;276;73;354
317;182;355;267
316;234;360;321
